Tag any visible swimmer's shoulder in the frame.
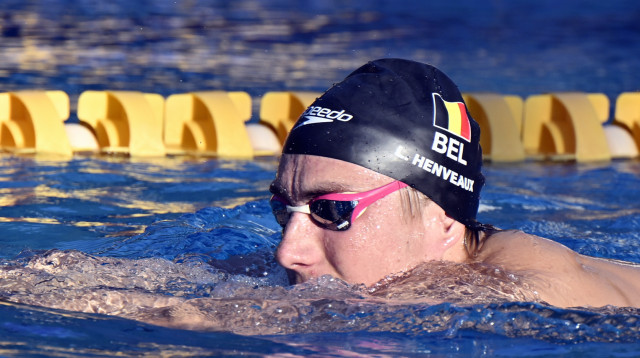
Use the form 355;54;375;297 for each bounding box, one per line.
475;230;584;286
475;229;574;267
476;229;640;308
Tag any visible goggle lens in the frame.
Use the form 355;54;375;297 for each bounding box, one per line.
269;197;357;231
309;199;357;231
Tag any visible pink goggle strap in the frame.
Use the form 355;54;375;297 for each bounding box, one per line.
312;180;408;220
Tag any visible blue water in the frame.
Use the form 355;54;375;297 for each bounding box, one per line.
1;0;640;356
2;158;640;356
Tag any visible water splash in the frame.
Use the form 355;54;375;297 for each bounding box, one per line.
1;249;639;343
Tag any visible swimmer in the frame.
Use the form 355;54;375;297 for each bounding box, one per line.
269;58;640;309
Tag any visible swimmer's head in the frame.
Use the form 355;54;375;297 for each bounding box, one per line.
283;58;485;227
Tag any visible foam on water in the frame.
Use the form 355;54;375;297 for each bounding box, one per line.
2;248;640;343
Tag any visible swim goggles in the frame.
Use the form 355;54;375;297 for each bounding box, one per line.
270;180;408;231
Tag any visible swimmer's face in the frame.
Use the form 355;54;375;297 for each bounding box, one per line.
270;154;466;287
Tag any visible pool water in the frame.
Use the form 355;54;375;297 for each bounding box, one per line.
1;0;640;356
1;157;640;356
0;157;279;260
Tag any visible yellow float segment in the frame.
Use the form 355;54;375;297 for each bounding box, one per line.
164;91;254;158
0;90;72;156
78;91;166;157
522;93;611;162
463;93;525;162
503;95;524;135
587;93;610;124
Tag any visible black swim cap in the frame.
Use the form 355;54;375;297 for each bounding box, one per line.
283;58;485;226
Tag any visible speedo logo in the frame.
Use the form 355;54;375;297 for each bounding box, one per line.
294;106;354;128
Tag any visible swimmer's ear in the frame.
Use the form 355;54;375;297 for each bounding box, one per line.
442;213;461;236
441;213;468;262
419;204;467;261
434;210;466;248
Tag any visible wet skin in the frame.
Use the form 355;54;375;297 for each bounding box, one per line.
477;230;640;308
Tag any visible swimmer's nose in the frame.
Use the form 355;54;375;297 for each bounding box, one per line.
276;212;325;283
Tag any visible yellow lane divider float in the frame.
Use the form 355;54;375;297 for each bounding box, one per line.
462;93;525;162
522;93;611;162
0;90;638;162
165;91;255;158
78;91;166;157
0;91;74;157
